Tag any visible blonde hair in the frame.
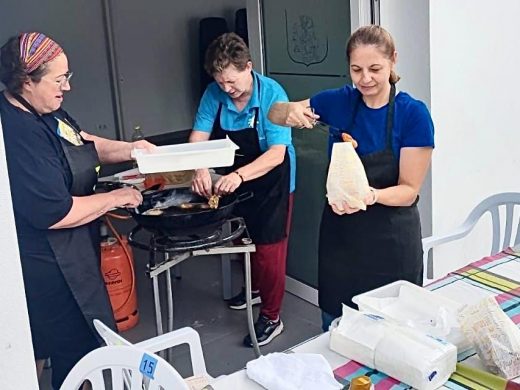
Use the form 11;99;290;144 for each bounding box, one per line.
346;25;400;84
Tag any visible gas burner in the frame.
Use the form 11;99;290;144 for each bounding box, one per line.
128;217;247;256
131;214;259;355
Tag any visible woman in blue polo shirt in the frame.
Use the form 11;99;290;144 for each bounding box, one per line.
269;25;434;331
190;33;295;347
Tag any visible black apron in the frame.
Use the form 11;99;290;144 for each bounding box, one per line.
318;84;423;317
13;95;116;336
210;75;291;244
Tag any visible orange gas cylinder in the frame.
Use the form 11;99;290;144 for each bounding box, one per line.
100;235;139;332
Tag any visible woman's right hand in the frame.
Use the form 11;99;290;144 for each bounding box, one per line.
330;201;361;215
191;168;213;198
285;102;319;129
109;187;143;208
268;100;319;128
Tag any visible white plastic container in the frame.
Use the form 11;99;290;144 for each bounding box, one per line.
352;280;471;353
132;137;239;174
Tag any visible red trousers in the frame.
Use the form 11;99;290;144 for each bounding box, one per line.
251;194;294;320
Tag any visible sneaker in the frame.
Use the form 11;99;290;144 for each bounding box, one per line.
228;288;261;310
243;314;284;347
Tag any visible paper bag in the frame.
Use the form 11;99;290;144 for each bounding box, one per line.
326;142;370;210
459;296;520;379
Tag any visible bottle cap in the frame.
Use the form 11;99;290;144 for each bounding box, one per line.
349;375;371;390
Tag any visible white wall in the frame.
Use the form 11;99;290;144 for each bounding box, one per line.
380;0;432;237
381;0;520;278
429;0;520;277
0;118;38;389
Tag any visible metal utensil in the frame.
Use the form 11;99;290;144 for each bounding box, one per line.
307;106;333;133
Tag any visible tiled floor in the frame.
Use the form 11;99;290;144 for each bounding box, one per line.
40;220;322;388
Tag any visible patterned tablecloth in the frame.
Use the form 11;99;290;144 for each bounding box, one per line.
333;247;520;390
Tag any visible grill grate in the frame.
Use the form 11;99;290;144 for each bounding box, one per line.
128;217;247;258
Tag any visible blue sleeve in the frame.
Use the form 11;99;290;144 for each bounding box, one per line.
193;84;220;132
310;90;335;126
310;86;356;128
401;101;435;148
6;121;73;229
261;82;291;147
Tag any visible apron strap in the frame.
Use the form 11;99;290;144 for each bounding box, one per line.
385;83;396;150
12;93;82;139
12;93;57;135
345;92;363;134
213;103;224;132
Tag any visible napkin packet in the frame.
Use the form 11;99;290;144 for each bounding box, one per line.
330;305;457;390
352;281;470;353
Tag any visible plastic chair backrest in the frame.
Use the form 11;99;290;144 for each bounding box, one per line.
93;319;208;378
423;192;520;280
468;192;520;253
93;319;132;347
60;345;189;390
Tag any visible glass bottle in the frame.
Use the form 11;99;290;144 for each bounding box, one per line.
131;125;145;142
130;125;144;169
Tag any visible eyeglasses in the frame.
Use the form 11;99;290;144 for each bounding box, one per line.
56;71;73;87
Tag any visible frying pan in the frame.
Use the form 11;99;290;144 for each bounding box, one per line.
97;182;252;235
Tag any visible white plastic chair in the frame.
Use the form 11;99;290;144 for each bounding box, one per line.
422;192;520;282
60;345;188;390
93;319;208;379
61;320;213;389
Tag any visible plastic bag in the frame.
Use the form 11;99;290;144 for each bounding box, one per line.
458;296;520;379
326;142;370;210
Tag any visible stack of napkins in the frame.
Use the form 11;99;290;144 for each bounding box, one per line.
330;305;457;390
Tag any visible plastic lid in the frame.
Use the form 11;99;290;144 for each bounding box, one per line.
349;375;371;390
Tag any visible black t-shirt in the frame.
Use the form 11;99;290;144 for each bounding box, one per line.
0;92;75;261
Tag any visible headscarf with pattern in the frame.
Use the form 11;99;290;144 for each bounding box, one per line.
19;32;63;74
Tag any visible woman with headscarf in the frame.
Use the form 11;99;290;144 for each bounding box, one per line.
0;32;153;387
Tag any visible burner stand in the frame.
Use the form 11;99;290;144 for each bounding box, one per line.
128;217;261;357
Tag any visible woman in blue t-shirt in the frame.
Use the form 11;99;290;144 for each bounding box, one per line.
269;25;434;331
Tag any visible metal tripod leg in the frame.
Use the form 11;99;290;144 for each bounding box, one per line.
245;251;261;357
221;220;233;299
165;267;174;362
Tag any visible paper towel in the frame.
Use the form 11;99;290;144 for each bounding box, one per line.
330;305;457;390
